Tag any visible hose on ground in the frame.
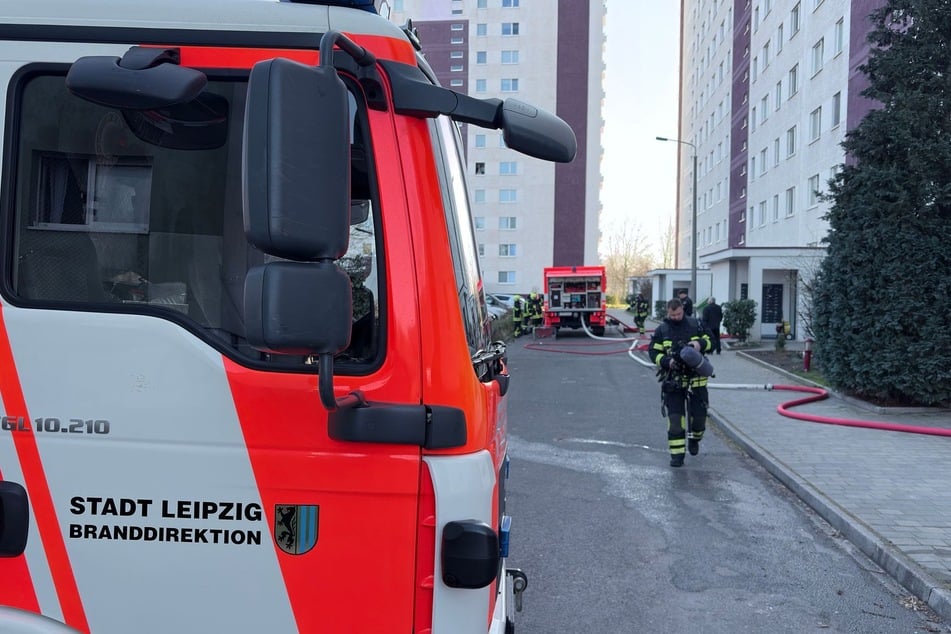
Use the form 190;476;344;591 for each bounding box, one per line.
708;383;951;438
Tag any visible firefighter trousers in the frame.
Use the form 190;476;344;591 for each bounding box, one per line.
663;386;708;456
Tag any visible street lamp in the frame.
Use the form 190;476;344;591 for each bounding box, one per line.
656;136;697;302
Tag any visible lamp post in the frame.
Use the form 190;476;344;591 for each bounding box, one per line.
656;136;697;301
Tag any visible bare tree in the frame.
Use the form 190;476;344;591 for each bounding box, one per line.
600;220;656;302
781;252;826;341
658;217;676;268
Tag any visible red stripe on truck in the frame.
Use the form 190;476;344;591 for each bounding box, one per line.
0;308;89;632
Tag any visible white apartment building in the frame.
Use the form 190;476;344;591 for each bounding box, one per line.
385;0;605;295
669;0;883;340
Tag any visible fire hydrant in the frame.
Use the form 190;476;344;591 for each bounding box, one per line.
803;338;814;372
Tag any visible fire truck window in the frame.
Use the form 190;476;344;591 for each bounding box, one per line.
429;116;491;357
7;72;382;371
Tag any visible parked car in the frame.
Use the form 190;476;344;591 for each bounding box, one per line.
486;304;507;320
488;293;515;309
484;294;512;320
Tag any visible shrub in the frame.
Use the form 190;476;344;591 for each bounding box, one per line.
723;299;757;342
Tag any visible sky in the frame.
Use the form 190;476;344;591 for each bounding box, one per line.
600;1;681;259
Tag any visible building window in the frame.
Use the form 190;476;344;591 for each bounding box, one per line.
758;200;767;227
834;18;844;55
759;96;768;123
474;189;486;204
501;78;519;92
501;50;520;64
499;243;517;257
475;79;487;92
499;190;517;204
451;51;464;59
502;0;519;6
777;23;784;52
452;8;463;14
790;3;800;36
809;107;821;142
808;174;821;206
786;125;797;156
478;243;485;257
788;64;798;96
475;162;485;175
773;137;780;166
831;92;842;127
474;134;486;148
450;64;464;72
762;41;770;68
499;215;517;228
450;37;464;45
501;22;520;36
476;51;487;64
474;216;485;229
451;23;464;31
498;271;516;284
759;148;767;176
785;187;795;216
775;81;782;110
772;194;780;221
477;0;487;6
499;161;517;175
476;23;487;36
450;79;464;87
393;0;404;11
811;38;824;75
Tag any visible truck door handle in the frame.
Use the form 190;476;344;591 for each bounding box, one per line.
0;481;29;557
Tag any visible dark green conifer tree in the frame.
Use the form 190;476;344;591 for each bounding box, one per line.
814;0;951;405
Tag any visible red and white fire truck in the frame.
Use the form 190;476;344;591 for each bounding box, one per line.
0;1;576;632
542;266;607;337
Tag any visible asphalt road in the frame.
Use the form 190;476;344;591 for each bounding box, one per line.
502;332;946;633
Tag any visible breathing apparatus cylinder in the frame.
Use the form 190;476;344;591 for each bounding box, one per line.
679;346;714;377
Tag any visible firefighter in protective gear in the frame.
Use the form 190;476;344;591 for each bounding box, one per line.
512;295;525;337
649;298;712;467
633;293;649;333
527;291;543;329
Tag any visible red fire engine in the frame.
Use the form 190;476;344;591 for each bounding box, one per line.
542;266;607;337
0;1;576;632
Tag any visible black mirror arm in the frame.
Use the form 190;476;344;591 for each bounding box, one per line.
318;353;367;411
320;31;376;68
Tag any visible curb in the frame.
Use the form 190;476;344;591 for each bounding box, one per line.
708;408;951;623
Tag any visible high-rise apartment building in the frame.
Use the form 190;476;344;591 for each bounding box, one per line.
673;0;883;340
383;0;605;294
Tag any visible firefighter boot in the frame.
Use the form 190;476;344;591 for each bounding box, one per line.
687;432;703;456
668;423;686;467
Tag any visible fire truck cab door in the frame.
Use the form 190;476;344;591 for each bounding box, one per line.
0;42;422;634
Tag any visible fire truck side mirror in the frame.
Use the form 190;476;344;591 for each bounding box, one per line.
241;56;355;393
499;99;577;164
243;57;352;261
